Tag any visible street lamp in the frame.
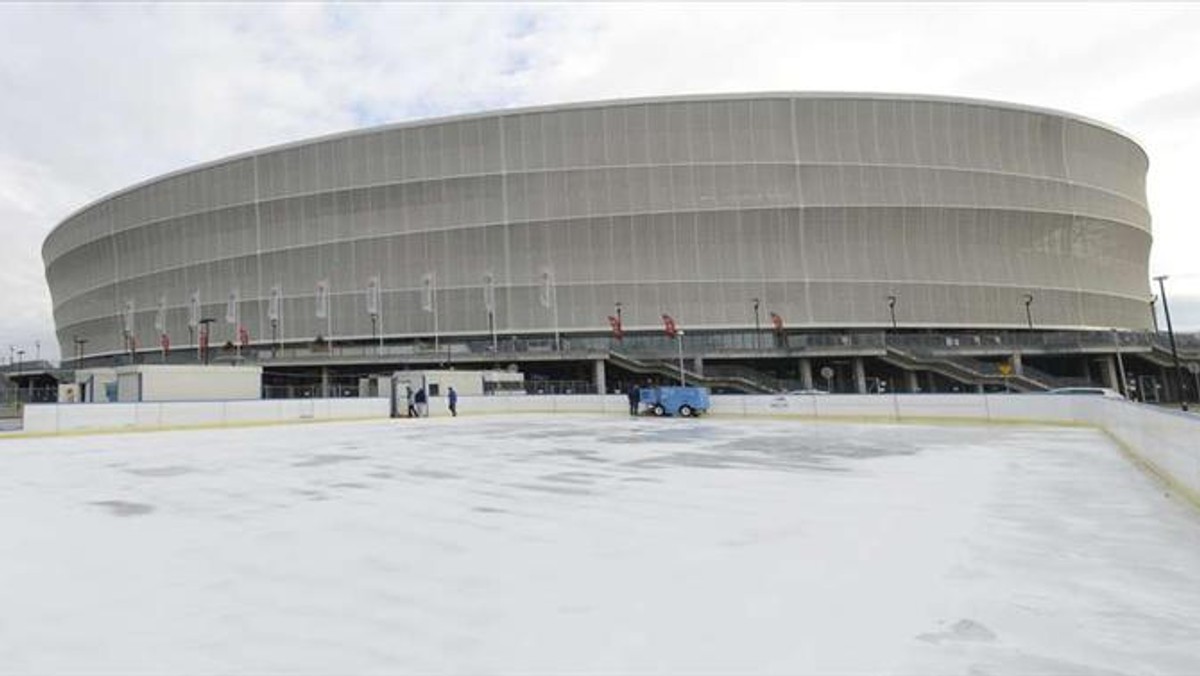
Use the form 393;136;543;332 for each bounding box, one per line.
1153;275;1188;411
676;329;686;386
73;337;88;367
887;295;897;330
1022;294;1034;330
15;349;24;402
752;298;761;351
198;318;216;366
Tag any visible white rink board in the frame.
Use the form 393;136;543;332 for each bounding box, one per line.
23;398;389;433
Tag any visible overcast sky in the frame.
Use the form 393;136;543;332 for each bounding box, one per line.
3;2;1199;361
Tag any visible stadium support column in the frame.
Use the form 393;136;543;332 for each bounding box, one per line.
594;359;607;395
906;370;919;393
853;357;866;394
1011;352;1024;376
693;356;704;377
321;367;329;399
1100;355;1119;391
799;358;813;390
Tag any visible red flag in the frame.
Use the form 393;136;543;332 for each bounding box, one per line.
238;325;250;347
770;312;784;333
607;315;624;340
661;314;678;338
160;333;171;356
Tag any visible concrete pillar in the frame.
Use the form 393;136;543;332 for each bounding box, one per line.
853;357;867;394
1011;352;1024;376
926;371;937;394
1099;356;1119;390
906;369;920;393
799;358;814;390
321;367;329;398
693;356;704;377
594;359;607;394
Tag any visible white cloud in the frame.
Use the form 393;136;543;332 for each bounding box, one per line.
2;2;1200;360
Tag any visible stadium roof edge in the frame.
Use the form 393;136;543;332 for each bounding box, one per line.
43;91;1146;254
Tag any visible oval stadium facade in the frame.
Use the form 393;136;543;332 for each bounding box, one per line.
44;93;1152;362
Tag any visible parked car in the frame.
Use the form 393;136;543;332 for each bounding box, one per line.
1046;387;1124;399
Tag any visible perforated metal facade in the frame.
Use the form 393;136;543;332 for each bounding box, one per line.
44;93;1152;359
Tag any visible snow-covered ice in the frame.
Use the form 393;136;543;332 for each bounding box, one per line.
2;416;1199;675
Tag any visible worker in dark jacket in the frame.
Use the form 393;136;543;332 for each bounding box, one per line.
448;387;458;417
627;383;640;416
414;387;427;417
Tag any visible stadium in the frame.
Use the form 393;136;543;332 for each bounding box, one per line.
40;92;1193;399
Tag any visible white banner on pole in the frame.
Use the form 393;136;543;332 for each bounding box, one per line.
483;272;496;313
538;269;555;309
225;288;239;325
188;290;200;328
123;299;135;334
421;273;435;312
154;295;166;333
315;280;330;319
268;284;282;322
366;275;380;316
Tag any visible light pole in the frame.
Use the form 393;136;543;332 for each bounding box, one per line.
73;337;88;367
887;295;897;330
1112;328;1128;398
752;298;761;351
676;329;686;386
1153;275;1188;411
15;353;24;405
198;318;215;366
1022;294;1034;330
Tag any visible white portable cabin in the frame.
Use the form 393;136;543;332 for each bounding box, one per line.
388;369;525;416
113;365;262;402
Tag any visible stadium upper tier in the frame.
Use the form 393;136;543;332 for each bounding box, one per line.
44;92;1152;358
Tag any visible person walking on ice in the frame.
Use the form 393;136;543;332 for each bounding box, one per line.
405;384;417;418
448;386;458;417
627;383;640;416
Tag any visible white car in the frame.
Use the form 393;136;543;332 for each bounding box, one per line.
1046;387;1124;399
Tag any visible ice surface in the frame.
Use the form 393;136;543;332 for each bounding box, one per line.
1;417;1199;675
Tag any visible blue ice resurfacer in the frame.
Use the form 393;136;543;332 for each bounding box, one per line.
638;386;711;417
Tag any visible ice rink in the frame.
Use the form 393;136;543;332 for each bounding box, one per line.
2;416;1199;675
